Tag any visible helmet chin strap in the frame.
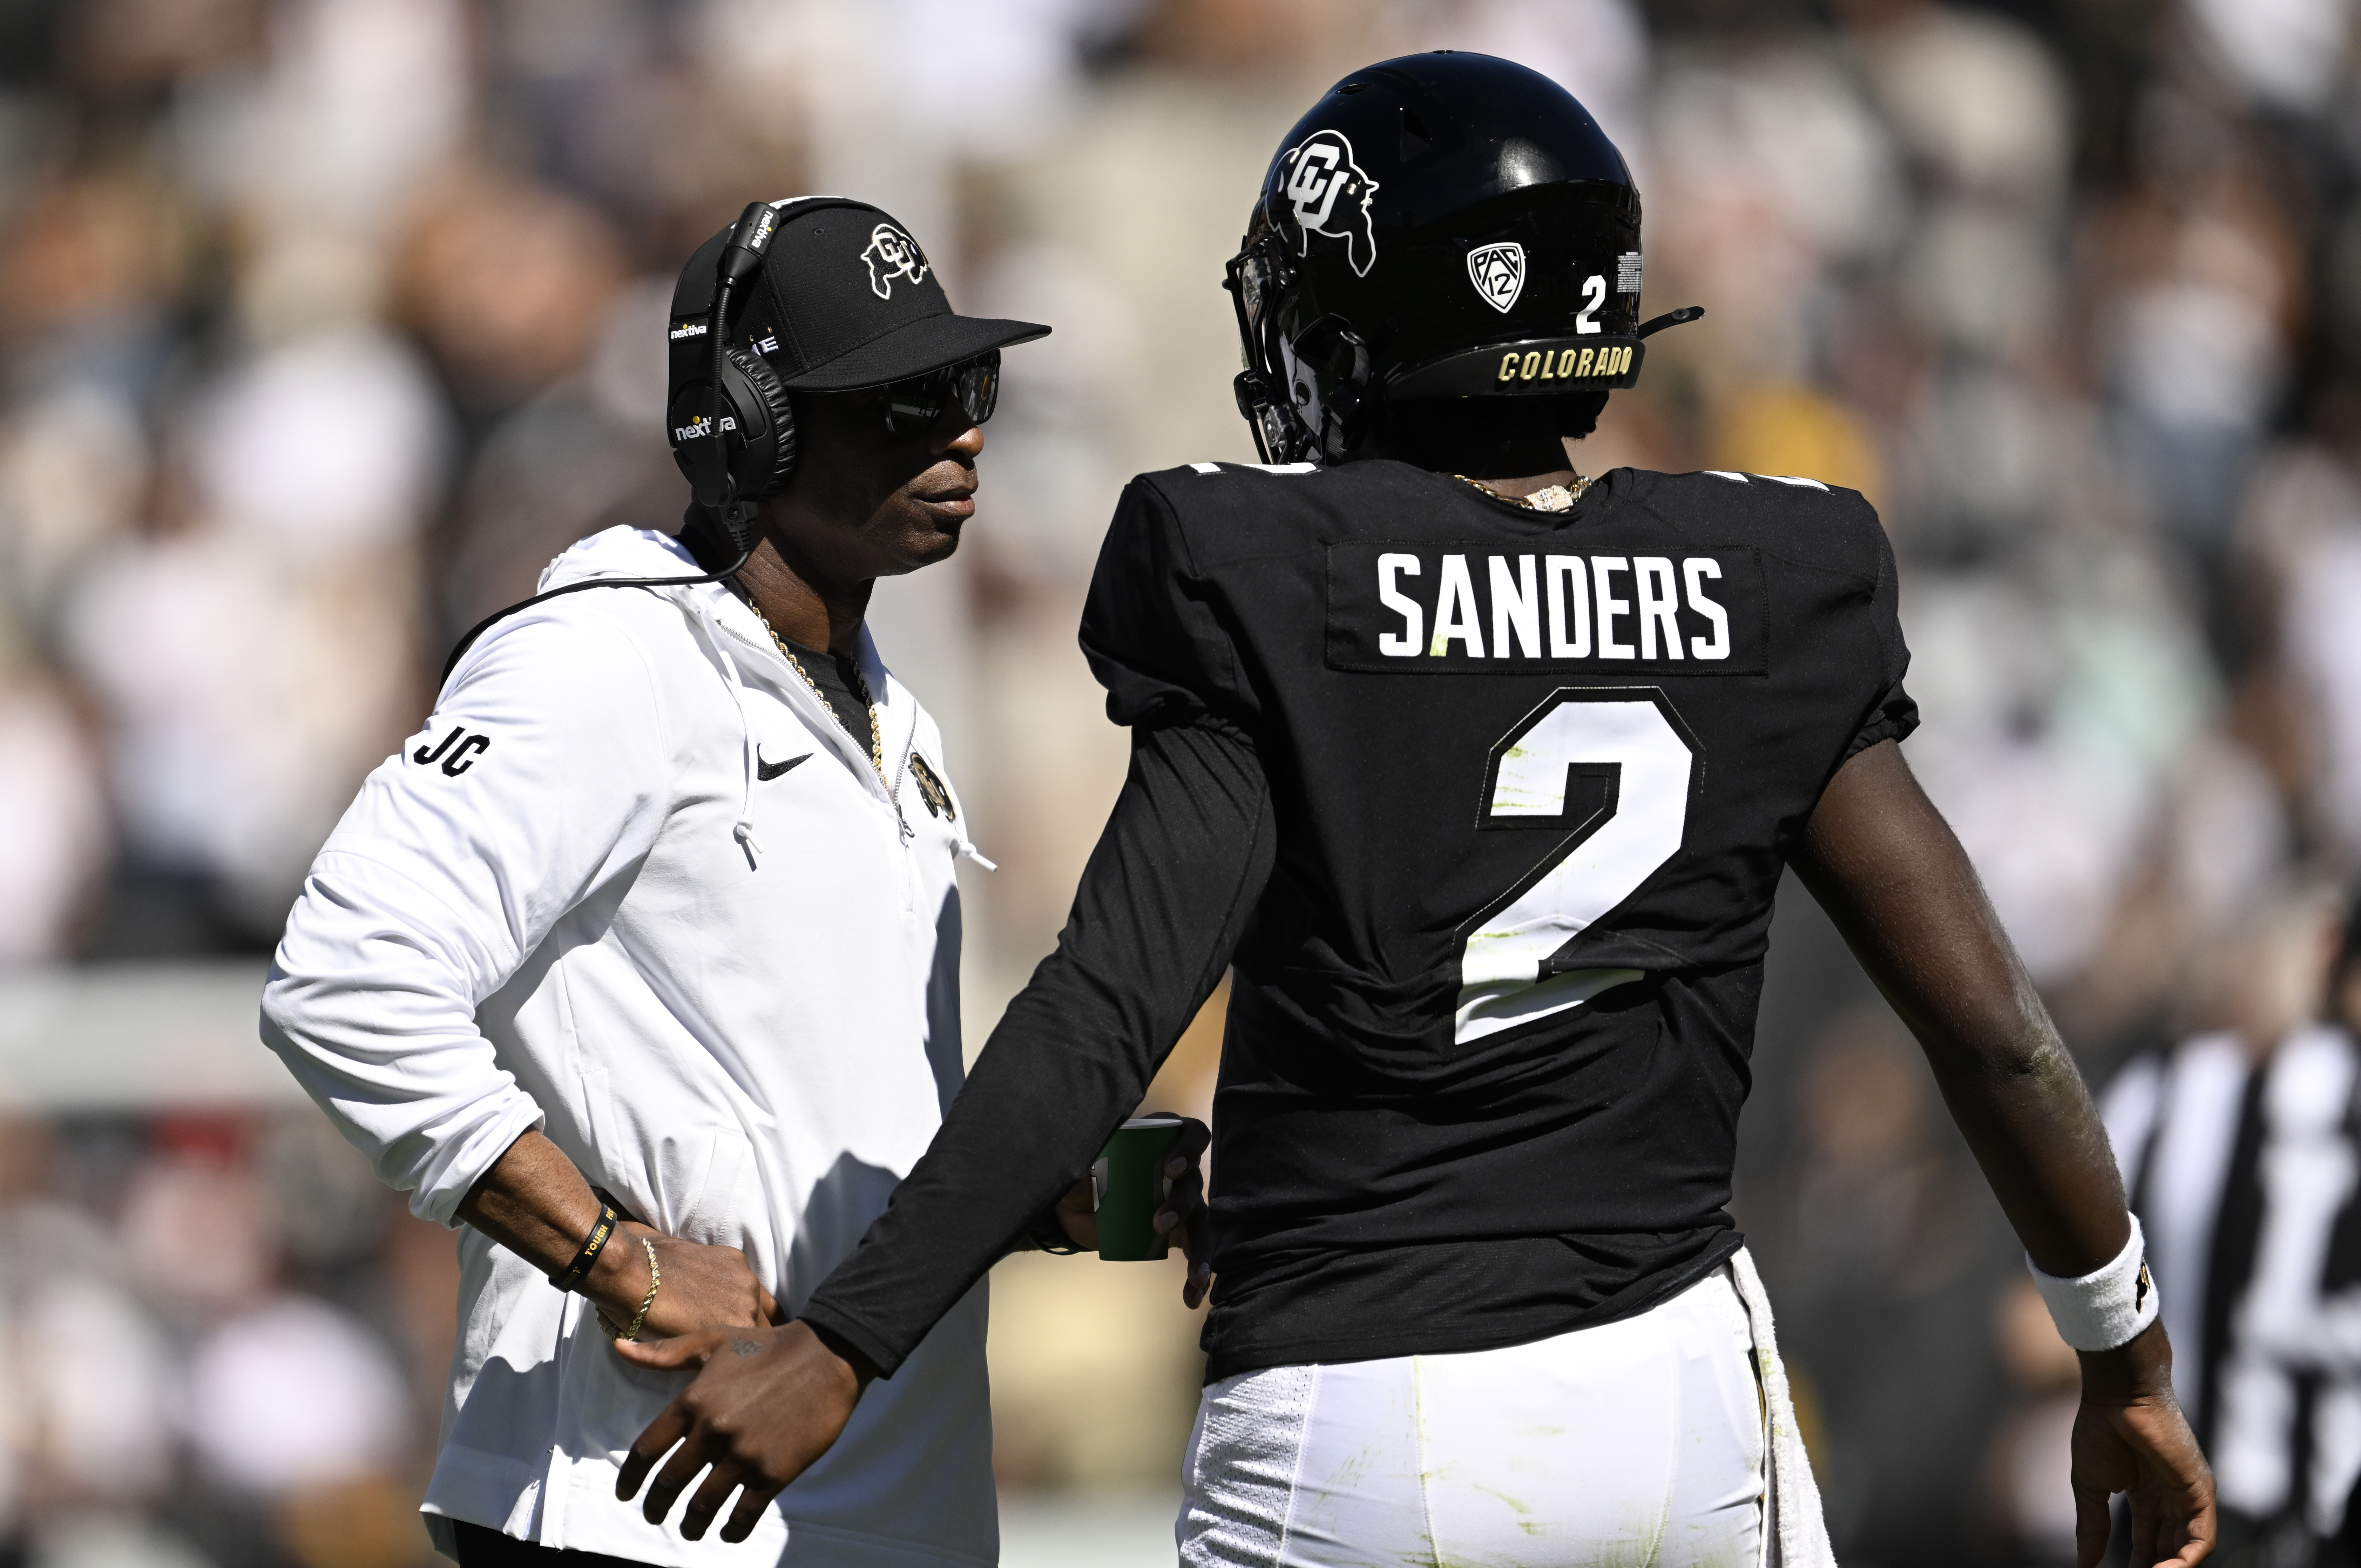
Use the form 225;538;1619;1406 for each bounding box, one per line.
1277;313;1373;464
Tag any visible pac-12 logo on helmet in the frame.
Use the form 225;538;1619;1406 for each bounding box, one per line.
862;223;929;299
1280;130;1380;278
1466;242;1525;313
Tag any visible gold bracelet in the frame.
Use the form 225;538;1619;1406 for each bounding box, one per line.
598;1238;661;1341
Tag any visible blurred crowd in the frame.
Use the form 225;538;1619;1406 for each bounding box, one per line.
2;0;2361;1564
0;1103;458;1568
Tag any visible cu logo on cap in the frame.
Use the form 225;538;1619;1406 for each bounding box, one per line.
1281;129;1380;278
862;224;929;299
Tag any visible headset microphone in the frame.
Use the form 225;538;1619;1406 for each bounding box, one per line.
706;201;780;555
666;200;807;554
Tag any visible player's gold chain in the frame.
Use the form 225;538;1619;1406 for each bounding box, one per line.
1453;472;1591;512
745;600;886;785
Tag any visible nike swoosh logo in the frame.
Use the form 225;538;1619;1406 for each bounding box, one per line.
757;751;812;781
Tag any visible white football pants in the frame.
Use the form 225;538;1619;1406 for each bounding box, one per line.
1178;1263;1772;1568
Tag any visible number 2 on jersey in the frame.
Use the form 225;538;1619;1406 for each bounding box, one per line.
1455;689;1697;1046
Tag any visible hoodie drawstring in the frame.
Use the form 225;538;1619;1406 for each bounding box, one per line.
694;599;764;867
930;763;995;870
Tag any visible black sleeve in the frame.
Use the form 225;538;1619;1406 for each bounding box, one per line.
1845;503;1919;759
799;713;1276;1377
1078;478;1259;729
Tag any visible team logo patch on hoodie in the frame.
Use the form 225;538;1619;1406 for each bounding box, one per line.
909;754;955;820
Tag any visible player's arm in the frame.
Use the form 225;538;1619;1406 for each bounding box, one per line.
609;713;1276;1543
1790;737;2214;1568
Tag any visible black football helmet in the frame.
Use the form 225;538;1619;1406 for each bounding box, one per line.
1227;51;1697;465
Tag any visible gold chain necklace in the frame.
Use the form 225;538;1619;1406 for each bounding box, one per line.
745;601;885;785
1454;472;1591;512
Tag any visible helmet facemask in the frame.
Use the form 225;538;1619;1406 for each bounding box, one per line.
1227;230;1306;464
1226;227;1380;466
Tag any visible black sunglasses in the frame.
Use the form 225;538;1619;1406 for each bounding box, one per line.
884;350;1001;434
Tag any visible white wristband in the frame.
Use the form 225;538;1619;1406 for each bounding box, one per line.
2027;1215;2159;1352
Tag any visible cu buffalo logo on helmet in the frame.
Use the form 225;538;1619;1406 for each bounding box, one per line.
862;224;929;299
1280;130;1380;278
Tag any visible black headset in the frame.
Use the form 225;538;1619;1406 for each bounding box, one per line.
667;197;838;558
438;201;791;685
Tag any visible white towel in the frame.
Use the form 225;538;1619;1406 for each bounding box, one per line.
1730;1246;1839;1567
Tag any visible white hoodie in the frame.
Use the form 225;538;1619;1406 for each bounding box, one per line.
261;527;996;1567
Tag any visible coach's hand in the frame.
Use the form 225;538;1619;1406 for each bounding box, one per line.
593;1223;779;1338
2071;1321;2215;1567
613;1319;871;1541
1046;1117;1214;1308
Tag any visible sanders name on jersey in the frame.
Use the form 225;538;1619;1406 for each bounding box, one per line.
1325;542;1767;675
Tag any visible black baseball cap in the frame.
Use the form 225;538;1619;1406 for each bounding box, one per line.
668;197;1048;392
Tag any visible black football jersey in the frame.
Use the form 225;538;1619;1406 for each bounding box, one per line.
1079;458;1917;1374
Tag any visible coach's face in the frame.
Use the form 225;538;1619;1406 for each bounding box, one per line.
762;389;982;583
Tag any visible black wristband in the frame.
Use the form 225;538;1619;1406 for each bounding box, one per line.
1024;1200;1086;1256
550;1202;621;1293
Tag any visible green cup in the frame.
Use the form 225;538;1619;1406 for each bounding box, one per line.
1092;1114;1187;1261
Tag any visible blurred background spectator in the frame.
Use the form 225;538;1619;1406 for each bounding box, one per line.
3;0;2361;1563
